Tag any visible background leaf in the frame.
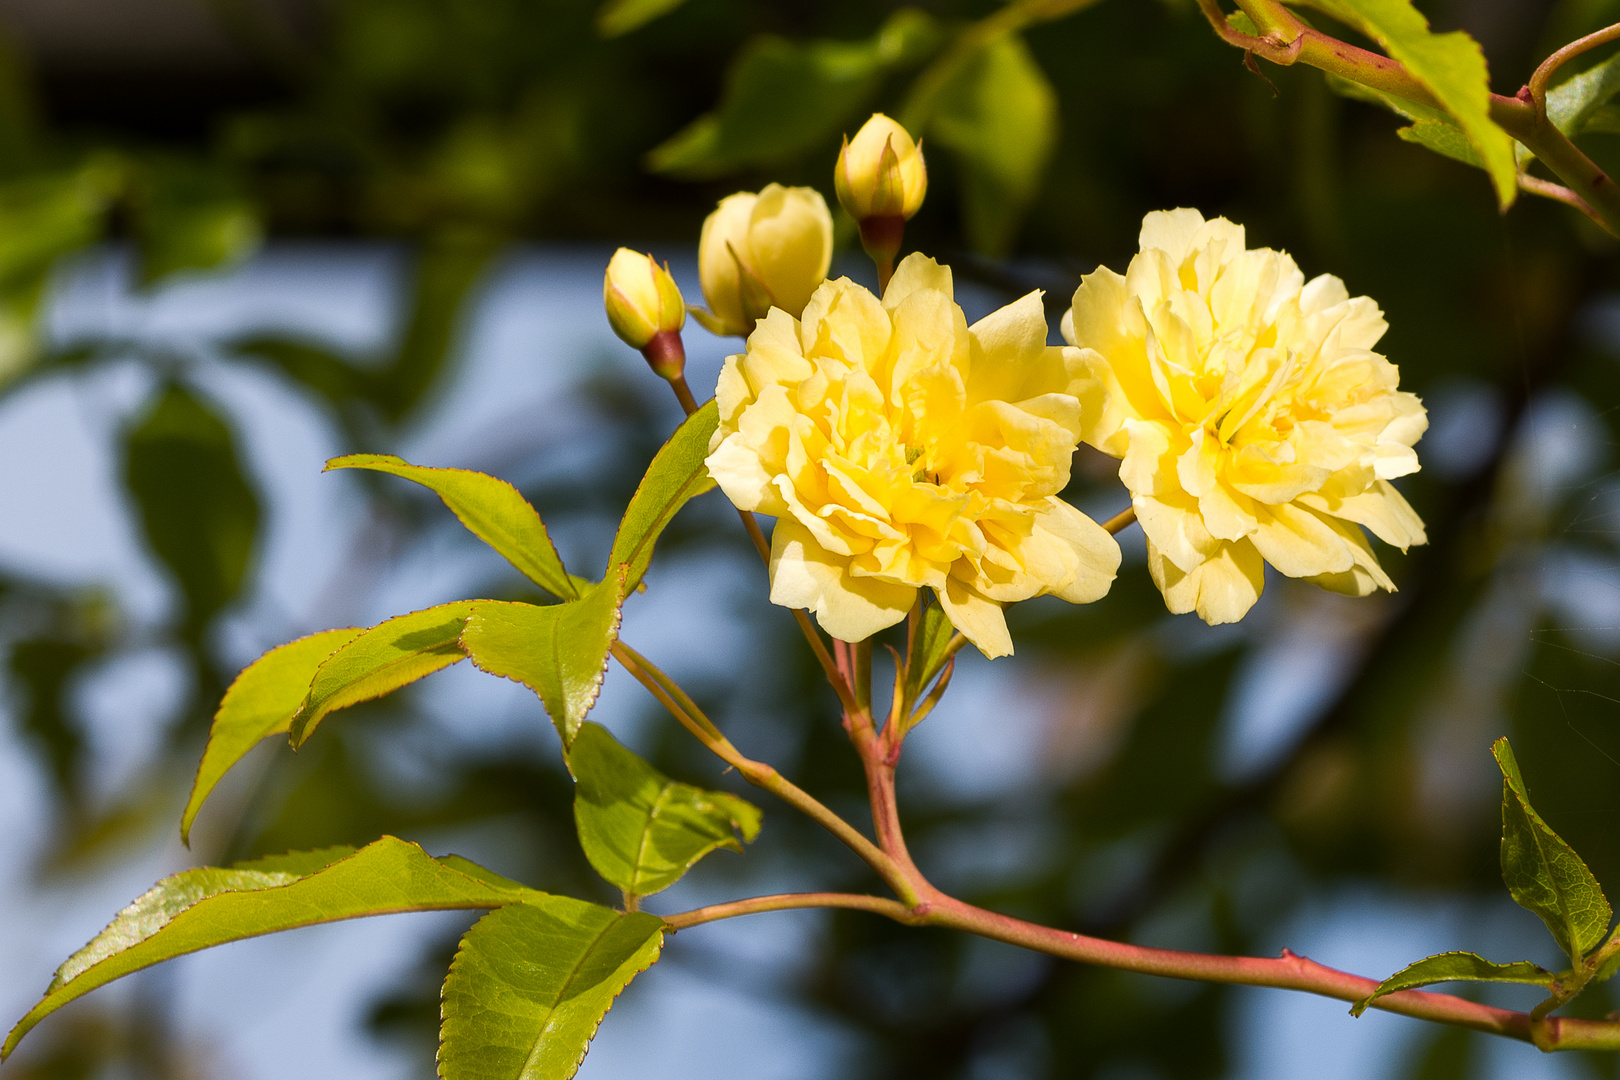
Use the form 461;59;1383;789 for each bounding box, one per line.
568;721;760;898
608;397;718;591
1350;951;1552;1016
289;601;476;747
460;580;626;749
181;627;364;844
925;33;1058;257
327;454;578;600
646;11;937;177
438;899;664;1080
1312;0;1516;207
594;0;689;39
1494;737;1612;961
1545;51;1620;136
128;159;262;286
3;838;535;1060
123;384;261;644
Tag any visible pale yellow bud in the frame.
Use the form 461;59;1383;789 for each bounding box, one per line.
603;247;685;350
695;184;833;338
834;113;926;222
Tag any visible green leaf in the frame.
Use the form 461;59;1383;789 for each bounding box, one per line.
1494;736;1613;961
647;11;937;177
1308;0;1516;207
1397;117;1483;167
568;722;760;899
2;837;537;1060
438;899;664;1080
327;454;577;601
460;577;627;748
129;160;261;285
1350;951;1553;1016
289;601;478;747
609;398;719;591
124;384;261;641
595;0;688;38
926;33;1058;257
1546;52;1620;135
181;627;363;844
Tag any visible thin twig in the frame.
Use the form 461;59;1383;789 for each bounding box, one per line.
1519;172;1598;217
662;892;915;930
1102;505;1137;534
1530;19;1620;109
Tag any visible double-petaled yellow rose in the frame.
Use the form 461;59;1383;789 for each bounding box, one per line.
706;254;1120;657
1064;209;1428;625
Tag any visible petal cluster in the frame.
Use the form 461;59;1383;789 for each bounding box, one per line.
1064;208;1428;625
706;253;1120;657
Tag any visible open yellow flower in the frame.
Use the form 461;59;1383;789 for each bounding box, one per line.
706;253;1120;657
1064;208;1428;625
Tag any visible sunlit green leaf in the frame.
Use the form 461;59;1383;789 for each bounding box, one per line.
1350;951;1553;1016
609;397;718;591
289;601;478;747
1396;117;1482;167
460;577;627;748
647;10;937;177
2;838;536;1060
926;33;1057;257
124;384;261;641
568;722;760;898
1307;0;1515;207
1494;737;1612;961
438;898;664;1080
595;0;688;38
327;454;577;600
182;627;363;844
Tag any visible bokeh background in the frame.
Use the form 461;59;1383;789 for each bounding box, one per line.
0;0;1618;1077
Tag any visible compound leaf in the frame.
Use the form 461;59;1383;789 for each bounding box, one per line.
609;398;718;591
1351;950;1553;1016
3;838;536;1060
289;601;477;747
460;577;627;749
328;454;577;600
438;899;664;1080
1494;737;1612;961
182;627;363;843
568;722;760;898
1310;0;1516;207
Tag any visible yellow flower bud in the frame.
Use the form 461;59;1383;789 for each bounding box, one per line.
834;113;926;222
603;247;685;351
695;184;833;338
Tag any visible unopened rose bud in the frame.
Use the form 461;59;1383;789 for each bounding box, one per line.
835;113;926;222
603;248;685;351
694;184;833;338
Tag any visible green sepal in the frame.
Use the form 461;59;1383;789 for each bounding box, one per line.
2;838;538;1060
438;899;665;1080
181;627;363;843
609;397;719;591
1494;737;1613;962
460;574;627;749
1350;950;1554;1017
288;601;478;747
568;722;761;899
903;602;956;717
326;455;577;601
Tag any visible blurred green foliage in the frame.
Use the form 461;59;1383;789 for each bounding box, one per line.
2;0;1620;1077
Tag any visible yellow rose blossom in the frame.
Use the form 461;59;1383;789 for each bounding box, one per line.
695;184;834;338
1063;208;1428;625
706;253;1121;657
